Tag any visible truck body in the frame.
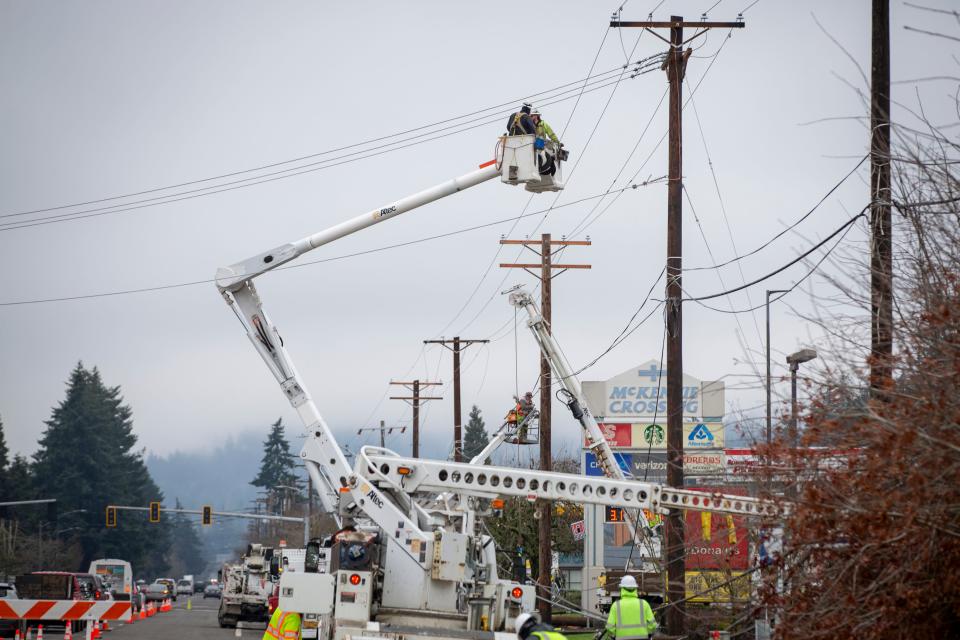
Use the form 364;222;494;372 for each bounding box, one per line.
217;544;274;628
88;559;133;601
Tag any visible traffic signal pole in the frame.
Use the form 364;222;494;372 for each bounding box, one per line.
107;504;309;541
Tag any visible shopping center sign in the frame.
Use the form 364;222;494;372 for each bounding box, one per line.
587;422;725;450
583;360;725;420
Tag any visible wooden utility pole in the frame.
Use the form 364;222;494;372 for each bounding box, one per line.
390;381;442;458
357;419;408;448
870;0;892;396
611;14;744;638
423;337;489;461
500;233;590;622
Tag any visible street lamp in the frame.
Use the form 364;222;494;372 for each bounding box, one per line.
766;290;789;447
786;349;818;447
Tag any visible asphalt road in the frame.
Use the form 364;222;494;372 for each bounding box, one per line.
111;596;266;640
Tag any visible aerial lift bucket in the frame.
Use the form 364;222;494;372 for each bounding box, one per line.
498;136;564;193
504;412;539;445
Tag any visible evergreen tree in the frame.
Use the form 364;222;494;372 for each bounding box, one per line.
32;362;171;572
0;415;9;498
169;498;204;576
251;418;299;497
3;455;35;503
462;405;489;460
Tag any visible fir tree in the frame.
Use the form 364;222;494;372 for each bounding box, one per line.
463;405;489;460
32;362;171;572
251;418;299;494
0;415;8;496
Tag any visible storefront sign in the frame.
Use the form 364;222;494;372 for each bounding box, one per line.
583;361;725;420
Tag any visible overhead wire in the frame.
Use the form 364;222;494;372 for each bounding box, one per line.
3;61;644;220
0;184;653;306
2;69;657;232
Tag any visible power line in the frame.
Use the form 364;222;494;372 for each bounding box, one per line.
3;62;642;220
0;184;653;306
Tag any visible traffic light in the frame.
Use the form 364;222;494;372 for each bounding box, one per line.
202;505;212;526
149;501;161;523
105;506;117;528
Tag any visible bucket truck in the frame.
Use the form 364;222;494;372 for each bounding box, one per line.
216;134;782;640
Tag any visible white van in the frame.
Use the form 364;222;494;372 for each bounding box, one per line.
177;577;194;596
88;559;133;601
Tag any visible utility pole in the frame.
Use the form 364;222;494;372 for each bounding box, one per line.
870;0;892;397
610;13;745;638
357;419;407;448
500;232;590;623
423;337;489;461
390;381;442;457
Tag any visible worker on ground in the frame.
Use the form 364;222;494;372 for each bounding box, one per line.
263;606;301;640
516;612;566;640
507;102;537;136
530;109;561;176
605;575;657;640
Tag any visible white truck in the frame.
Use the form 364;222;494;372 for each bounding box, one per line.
216;133;781;640
218;544;275;628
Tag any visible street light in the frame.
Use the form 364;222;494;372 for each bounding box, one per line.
766;290;789;447
786;349;818;447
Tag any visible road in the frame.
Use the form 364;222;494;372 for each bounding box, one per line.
110;596;266;640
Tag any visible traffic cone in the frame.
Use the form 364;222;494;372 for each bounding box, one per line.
37;625;44;640
92;622;101;640
139;604;146;621
15;628;21;640
64;623;72;640
26;627;32;640
186;598;192;611
101;621;110;632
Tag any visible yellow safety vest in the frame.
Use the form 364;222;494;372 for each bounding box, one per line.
605;590;656;640
263;608;301;640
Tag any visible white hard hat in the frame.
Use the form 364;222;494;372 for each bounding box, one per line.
531;109;541;116
620;575;638;589
515;612;540;635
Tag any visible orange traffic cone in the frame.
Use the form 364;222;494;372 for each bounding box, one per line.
64;622;73;640
101;621;109;632
139;604;146;621
37;625;44;640
92;622;101;640
15;628;22;640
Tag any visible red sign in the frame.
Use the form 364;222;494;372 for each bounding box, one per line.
684;486;750;570
588;423;633;448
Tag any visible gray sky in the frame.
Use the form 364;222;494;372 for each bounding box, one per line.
1;1;954;461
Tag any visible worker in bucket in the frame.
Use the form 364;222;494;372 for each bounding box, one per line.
263;605;301;640
530;109;563;176
507;102;537;136
516;611;567;640
604;575;657;639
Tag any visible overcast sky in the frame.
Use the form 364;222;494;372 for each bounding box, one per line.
1;1;955;463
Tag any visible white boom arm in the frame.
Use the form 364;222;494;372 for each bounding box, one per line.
507;288;626;480
216;163;500;561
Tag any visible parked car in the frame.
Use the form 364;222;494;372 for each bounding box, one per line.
144;583;172;603
203;583;222;599
176;579;193;596
153;578;177;601
73;573;110;600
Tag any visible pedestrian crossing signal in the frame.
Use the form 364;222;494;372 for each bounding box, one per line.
202;505;212;526
105;506;117;528
149;501;161;523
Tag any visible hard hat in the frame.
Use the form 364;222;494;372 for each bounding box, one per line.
531;109;541;116
521;102;532;114
525;391;533;397
620;575;638;589
515;611;540;635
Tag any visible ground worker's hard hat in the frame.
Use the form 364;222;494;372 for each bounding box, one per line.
515;611;540;635
531;109;541;116
620;575;638;589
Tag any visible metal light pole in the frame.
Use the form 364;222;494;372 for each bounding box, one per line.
766;290;788;447
786;349;817;447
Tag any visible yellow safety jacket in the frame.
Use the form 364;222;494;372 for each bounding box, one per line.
263;608;301;640
530;631;568;640
605;589;656;640
536;120;559;144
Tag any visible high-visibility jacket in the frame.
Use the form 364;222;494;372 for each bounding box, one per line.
263;608;301;640
530;630;568;640
605;589;656;640
536;120;559;144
